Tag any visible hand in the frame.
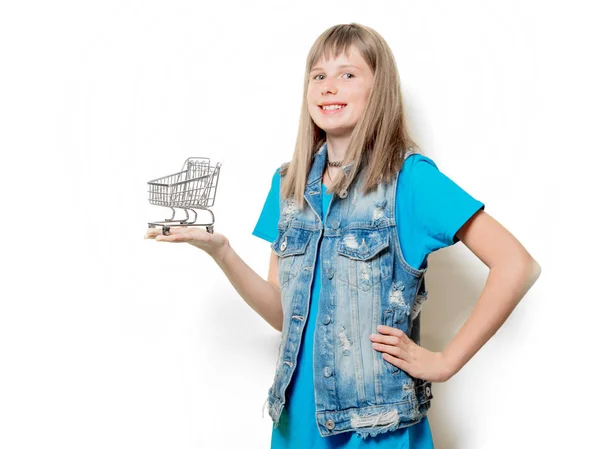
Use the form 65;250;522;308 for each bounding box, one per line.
371;325;453;383
144;226;230;261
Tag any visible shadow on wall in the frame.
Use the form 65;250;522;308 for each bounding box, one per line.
421;247;494;449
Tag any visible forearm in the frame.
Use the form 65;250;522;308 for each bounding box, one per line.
212;242;283;332
442;258;542;378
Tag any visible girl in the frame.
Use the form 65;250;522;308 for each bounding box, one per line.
146;23;541;448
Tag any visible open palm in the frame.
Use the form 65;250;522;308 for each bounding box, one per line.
145;226;229;259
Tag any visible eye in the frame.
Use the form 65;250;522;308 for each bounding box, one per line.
312;73;355;80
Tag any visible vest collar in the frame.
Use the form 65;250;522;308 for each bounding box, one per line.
306;141;355;188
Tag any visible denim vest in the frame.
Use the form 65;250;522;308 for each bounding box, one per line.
265;142;433;439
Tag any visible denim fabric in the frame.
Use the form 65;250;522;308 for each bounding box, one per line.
253;153;486;272
266;143;435;439
269;182;434;448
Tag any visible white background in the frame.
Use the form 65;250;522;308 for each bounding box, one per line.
1;1;597;448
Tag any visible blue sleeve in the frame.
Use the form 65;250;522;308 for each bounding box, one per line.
251;167;280;243
408;155;485;255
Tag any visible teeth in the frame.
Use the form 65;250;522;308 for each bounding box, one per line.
322;104;346;111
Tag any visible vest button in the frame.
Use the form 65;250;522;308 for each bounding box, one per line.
280;237;287;251
326;268;334;279
322;314;331;324
323;366;332;377
331;220;340;230
325;419;335;430
339;190;348;199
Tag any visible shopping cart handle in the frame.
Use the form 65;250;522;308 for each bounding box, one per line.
181;157;211;172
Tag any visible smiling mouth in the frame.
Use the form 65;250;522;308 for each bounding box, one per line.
319;104;347;112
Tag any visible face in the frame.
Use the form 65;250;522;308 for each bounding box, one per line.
307;45;374;138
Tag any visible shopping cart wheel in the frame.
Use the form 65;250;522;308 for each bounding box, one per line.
162;226;170;236
206;226;214;234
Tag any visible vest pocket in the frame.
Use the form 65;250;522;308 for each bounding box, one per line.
335;229;392;289
270;226;311;287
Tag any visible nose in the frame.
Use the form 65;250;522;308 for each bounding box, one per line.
321;84;337;96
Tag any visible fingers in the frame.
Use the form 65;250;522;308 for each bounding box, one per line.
155;228;190;242
144;229;160;239
144;226;188;239
155;235;184;242
373;340;405;355
371;330;410;351
371;334;400;346
144;226;211;244
382;353;408;372
163;226;189;233
376;324;403;336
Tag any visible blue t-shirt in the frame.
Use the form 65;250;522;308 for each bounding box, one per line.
253;154;485;448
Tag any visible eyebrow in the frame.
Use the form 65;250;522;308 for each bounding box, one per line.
310;64;361;73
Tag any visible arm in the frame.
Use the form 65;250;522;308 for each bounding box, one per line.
441;210;542;378
213;244;283;332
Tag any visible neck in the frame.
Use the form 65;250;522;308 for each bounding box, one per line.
326;135;351;162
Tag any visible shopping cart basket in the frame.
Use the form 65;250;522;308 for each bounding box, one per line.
147;157;222;235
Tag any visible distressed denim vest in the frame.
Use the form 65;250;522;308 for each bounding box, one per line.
265;142;433;439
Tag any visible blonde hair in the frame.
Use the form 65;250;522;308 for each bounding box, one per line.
280;23;420;209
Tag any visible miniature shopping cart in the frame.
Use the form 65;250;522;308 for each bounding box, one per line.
147;157;222;235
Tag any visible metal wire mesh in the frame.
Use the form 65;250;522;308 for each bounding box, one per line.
148;158;221;209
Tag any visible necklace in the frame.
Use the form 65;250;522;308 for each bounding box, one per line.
326;152;343;167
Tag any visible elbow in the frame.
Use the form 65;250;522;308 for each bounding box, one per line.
530;258;542;282
520;257;541;292
267;309;283;333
